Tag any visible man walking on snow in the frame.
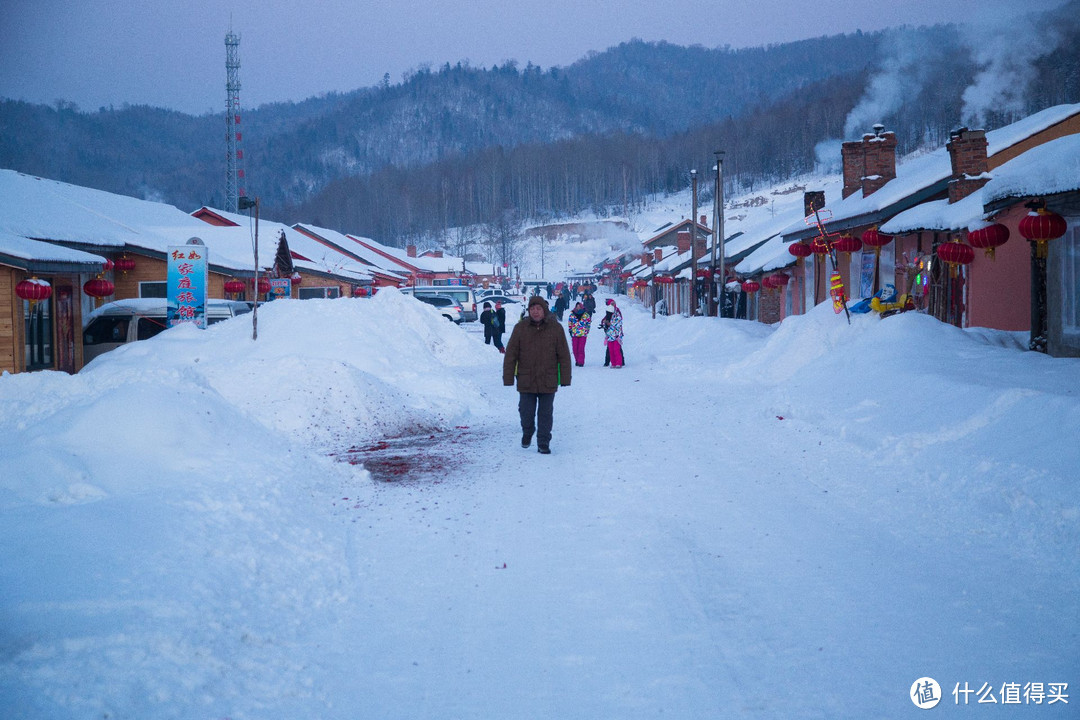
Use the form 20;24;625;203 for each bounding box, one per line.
503;295;572;454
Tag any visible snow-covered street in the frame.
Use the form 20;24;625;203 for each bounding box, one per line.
2;290;1077;718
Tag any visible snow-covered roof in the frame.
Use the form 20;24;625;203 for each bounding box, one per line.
781;103;1080;241
882;132;1080;234
348;235;472;275
0;229;107;268
187;208;376;281
291;223;406;280
0;171;371;280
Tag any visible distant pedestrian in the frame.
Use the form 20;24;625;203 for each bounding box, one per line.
568;301;591;367
552;290;569;321
480;302;496;345
582;291;596;316
602;299;624;368
491;301;506;352
503;295;572;454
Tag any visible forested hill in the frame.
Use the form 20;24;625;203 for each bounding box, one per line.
1;4;1079;248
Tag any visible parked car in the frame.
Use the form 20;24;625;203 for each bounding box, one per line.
412;294;463;323
82;298;252;364
476;293;523;307
399;285;478;321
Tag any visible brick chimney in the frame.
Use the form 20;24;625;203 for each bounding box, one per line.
861;125;897;196
654;248;663;263
430;250;444;258
946;127;990;203
842;126;898;198
841;141;864;199
804;190;825;218
407;244;417;258
700;214;708;227
642;252;652;266
677;231;692;254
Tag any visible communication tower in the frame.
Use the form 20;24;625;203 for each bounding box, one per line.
224;29;246;212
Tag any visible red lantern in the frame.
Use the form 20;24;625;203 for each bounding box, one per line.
788;242;812;258
224;278;245;295
352;286;368;297
251;277;271;294
113;256;136;274
833;234;863;254
290;272;303;286
16;277;53;306
83;277;115;298
1019;208;1067;259
967;223;1010;260
936;240;975;278
770;273;790;286
861;227;892;251
741;280;760;293
101;259;115;273
810;237;830;255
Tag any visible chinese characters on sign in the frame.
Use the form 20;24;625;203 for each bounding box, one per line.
953;681;1069;705
268;278;291;301
911;677;942;709
167;240;209;329
913;678;1069;709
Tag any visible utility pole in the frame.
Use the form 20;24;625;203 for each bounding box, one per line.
690;169;698;316
714;150;726;317
238;195;260;340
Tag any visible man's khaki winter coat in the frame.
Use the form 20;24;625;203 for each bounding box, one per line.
503;297;572;393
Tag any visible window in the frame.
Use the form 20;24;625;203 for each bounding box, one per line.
84;316;129;345
139;281;167;298
298;287;340;299
136;317;168;340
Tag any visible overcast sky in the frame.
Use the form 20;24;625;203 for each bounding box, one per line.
0;0;1067;116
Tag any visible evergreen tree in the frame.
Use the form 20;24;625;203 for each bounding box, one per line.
273;230;294;278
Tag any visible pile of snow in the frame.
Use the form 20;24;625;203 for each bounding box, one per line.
2;292;1077;718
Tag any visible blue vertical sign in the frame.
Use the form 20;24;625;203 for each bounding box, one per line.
167;238;209;329
268;278;291;300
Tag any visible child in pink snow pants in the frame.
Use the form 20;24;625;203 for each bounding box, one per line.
601;300;624;368
567;302;591;367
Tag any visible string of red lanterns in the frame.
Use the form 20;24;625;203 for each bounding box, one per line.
936;238;975;278
223;278;246;295
113;255;136;274
788;242;812;258
1018;206;1067;259
15;277;53;307
861;227;892;254
83;276;115;299
833;234;863;254
967;223;1010;260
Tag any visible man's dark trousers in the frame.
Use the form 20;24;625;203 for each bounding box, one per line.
518;392;555;446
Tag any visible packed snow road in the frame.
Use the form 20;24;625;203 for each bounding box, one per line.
1;290;1077;718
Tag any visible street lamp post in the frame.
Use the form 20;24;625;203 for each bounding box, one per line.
690;169;698;316
238;195;260;340
714;150;726;318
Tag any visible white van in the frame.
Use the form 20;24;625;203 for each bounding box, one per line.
400;285;478;321
82;298;252;364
